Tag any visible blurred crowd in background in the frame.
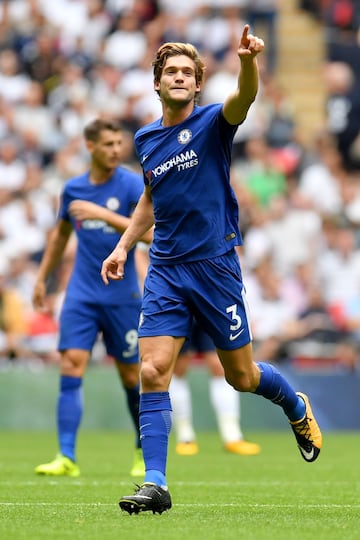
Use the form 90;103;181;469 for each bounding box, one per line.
1;0;360;372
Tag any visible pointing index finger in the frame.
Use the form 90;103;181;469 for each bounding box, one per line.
241;24;250;42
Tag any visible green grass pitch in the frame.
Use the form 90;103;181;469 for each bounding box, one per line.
0;430;359;540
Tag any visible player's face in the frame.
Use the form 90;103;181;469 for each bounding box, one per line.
155;55;201;107
90;129;122;170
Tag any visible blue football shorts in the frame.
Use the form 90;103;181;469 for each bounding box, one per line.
181;319;215;354
59;297;141;363
139;250;252;350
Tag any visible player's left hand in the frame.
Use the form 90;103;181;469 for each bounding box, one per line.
101;246;127;285
32;280;47;311
238;24;265;59
69;200;102;220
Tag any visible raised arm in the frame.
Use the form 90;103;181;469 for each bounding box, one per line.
222;24;265;126
101;186;154;284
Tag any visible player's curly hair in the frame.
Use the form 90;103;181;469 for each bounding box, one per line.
152;42;206;104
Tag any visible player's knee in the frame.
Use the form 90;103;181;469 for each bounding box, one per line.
140;360;171;390
60;349;88;376
121;370;140;388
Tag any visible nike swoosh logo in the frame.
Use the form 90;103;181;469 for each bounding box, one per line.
298;445;314;460
229;329;244;341
125;495;152;500
140;423;151;431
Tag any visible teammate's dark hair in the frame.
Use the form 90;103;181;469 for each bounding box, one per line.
83;119;122;142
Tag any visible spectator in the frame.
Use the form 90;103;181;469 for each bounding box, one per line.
244;0;279;75
25;293;60;364
0;268;29;361
57;84;98;141
261;78;303;176
78;0;112;58
317;219;360;307
0;48;31;104
288;282;358;372
323;61;360;171
239;136;287;208
0;136;26;191
47;60;91;115
297;133;344;215
39;0;89;55
101;10;147;70
264;192;322;277
245;256;297;362
20;29;62;95
89;62;125;117
11;81;59;159
187;5;246;62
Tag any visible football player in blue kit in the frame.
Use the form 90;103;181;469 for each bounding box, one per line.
101;25;323;514
33;118;152;478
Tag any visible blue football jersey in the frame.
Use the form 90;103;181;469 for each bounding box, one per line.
134;103;242;264
58;166;144;304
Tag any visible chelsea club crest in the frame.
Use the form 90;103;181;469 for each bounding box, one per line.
106;197;120;211
177;129;192;144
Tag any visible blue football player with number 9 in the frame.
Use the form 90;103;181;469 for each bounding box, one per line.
33;119;152;479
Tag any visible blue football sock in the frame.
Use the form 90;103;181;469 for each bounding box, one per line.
57;375;83;462
124;384;141;449
254;362;306;422
140;392;172;487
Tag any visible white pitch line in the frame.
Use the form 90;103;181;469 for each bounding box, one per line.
0;480;357;487
0;502;359;509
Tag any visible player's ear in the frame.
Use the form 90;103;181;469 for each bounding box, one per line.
85;140;94;152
